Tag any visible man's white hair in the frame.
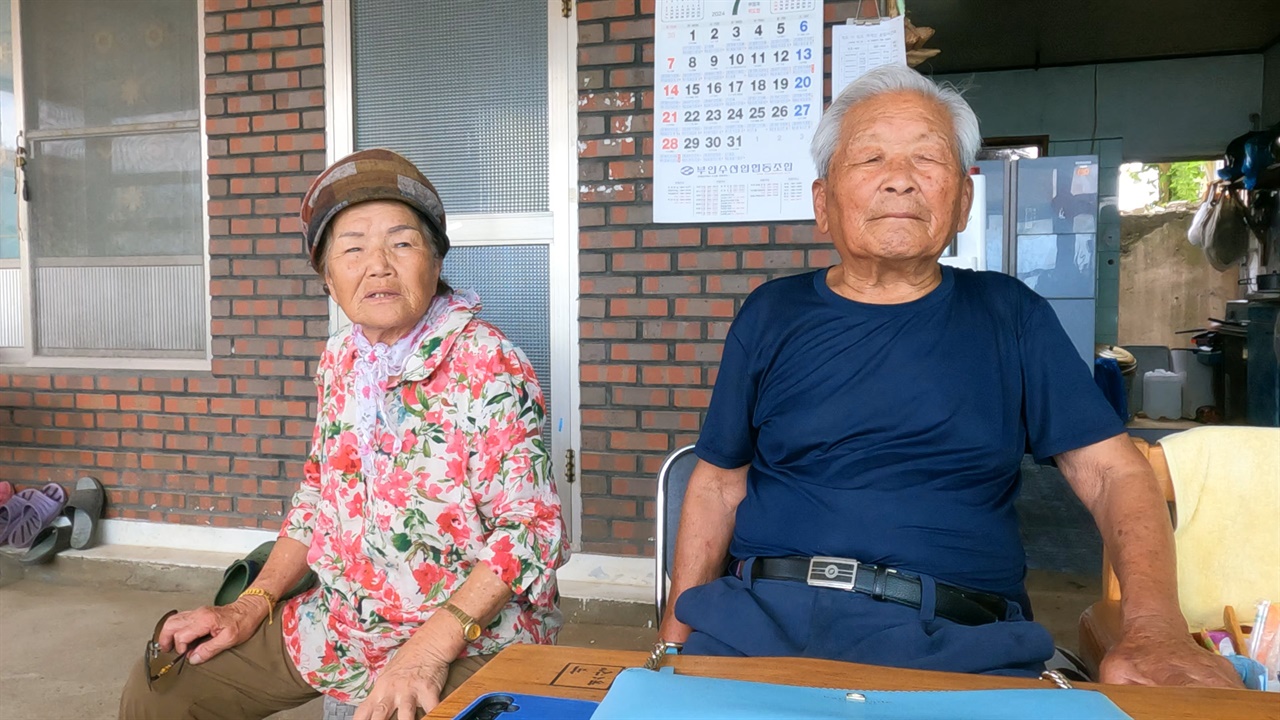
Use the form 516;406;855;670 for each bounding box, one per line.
810;64;980;179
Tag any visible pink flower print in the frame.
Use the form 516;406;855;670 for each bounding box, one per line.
437;503;471;546
379;432;398;455
412;562;451;597
329;588;363;629
478;452;503;485
342;489;365;520
306;537;324;564
329;432;362;475
321;642;339;667
347;557;385;596
487;535;522;585
338;347;357;375
502;350;527;378
445;427;467;458
420;480;445;501
447;455;467;487
487;417;520;458
527;500;561;535
400;429;417;454
378;466;412;507
445;428;469;484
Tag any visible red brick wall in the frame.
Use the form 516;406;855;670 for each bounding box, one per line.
575;1;872;555
0;0;327;529
0;0;883;554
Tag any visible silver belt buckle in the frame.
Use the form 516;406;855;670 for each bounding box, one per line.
807;556;859;591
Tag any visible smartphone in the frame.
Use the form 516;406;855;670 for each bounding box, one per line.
451;692;598;720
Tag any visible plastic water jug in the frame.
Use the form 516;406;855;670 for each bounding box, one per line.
1143;370;1185;421
1170;349;1214;418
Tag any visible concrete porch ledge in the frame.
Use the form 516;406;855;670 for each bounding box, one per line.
1;538;658;628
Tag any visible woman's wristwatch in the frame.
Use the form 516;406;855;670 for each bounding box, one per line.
441;602;482;642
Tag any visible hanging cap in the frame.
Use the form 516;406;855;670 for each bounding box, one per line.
299;148;449;273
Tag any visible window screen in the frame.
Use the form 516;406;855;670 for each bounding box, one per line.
352;0;549;214
20;0;203;356
443;245;552;424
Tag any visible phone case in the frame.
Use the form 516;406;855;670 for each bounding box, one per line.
450;692;599;720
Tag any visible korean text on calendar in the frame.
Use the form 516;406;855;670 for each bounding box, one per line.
654;0;824;223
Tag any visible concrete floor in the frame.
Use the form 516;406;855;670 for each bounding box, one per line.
0;556;1095;720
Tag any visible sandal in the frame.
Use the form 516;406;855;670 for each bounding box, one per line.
0;496;32;546
6;485;68;549
20;517;73;565
213;541;318;606
65;477;106;550
214;541;277;606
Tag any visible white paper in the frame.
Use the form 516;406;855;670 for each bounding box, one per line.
831;16;906;99
653;0;824;224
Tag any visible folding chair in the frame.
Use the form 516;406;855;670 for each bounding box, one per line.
654;444;698;623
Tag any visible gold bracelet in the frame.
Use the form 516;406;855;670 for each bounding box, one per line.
238;588;277;624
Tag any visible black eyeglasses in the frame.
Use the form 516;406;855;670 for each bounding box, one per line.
145;610;208;691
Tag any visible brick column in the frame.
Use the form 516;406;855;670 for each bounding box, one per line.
575;1;861;555
201;0;329;524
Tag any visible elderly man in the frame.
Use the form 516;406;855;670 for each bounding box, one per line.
657;65;1239;688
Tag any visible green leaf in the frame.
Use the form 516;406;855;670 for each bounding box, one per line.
486;392;512;407
390;533;412;553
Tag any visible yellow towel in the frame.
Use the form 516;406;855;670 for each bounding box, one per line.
1159;426;1280;630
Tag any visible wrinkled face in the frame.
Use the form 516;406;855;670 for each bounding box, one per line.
323;200;441;345
813;91;973;265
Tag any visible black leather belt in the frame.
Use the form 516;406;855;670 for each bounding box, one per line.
746;556;1008;627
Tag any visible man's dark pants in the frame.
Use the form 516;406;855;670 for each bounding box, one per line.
675;558;1055;677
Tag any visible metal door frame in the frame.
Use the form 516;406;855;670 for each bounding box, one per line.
323;0;583;546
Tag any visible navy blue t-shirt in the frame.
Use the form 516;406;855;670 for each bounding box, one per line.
695;266;1124;603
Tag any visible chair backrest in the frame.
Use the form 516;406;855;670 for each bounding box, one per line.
654;444;698;620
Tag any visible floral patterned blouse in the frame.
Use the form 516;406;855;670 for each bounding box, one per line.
279;292;568;703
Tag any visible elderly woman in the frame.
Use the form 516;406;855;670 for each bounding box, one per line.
120;149;568;719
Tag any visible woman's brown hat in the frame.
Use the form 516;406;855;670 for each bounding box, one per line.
299;148;448;272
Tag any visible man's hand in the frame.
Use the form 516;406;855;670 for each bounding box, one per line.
1101;619;1242;688
156;596;272;665
354;643;452;720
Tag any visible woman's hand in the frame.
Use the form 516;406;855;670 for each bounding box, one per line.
156;595;272;665
355;643;452;720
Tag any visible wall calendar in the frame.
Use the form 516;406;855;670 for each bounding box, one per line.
654;0;824;223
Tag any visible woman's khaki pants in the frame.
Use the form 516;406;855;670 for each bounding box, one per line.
119;604;491;720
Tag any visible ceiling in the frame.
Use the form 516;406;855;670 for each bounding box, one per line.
905;0;1280;74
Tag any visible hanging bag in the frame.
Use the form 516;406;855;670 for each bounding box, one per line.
1191;183;1252;270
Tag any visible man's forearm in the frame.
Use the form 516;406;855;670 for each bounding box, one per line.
1061;436;1184;631
658;461;747;641
1096;465;1184;628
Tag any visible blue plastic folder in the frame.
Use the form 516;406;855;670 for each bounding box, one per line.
590;668;1133;719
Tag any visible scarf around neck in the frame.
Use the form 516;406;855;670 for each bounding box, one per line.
348;294;452;474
